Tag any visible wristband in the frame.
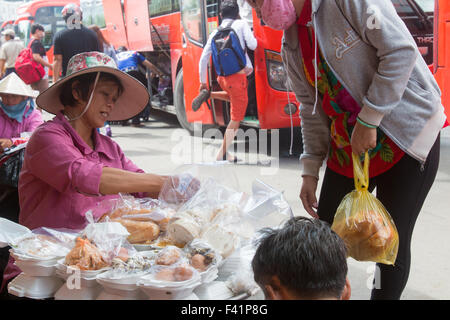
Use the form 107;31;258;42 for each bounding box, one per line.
356;116;378;129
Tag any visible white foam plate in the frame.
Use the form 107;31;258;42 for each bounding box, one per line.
8;273;64;300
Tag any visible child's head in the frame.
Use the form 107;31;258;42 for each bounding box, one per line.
252;216;351;300
220;0;240;20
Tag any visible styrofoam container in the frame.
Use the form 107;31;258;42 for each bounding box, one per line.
0;218;31;248
137;272;202;300
194;281;236;300
54;280;103;300
55;259;110;283
199;265;219;284
8;273;64;299
11;251;60;277
96;285;148;300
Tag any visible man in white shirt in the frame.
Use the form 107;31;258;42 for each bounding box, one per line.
0;29;24;79
193;0;257;162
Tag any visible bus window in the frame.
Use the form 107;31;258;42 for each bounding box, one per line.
35;6;65;50
181;0;204;45
392;0;434;65
206;0;218;18
148;0;172;17
80;0;106;29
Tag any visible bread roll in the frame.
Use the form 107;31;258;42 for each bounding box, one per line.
113;218;160;244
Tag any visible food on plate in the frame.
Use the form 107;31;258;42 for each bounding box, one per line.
111;254;154;273
14;234;64;258
167;217;201;245
332;210;396;261
153;265;195;282
190;254;208;272
113;218;160;244
173;265;194;281
201;225;240;259
155;246;182;265
154;268;175;281
64;237;108;270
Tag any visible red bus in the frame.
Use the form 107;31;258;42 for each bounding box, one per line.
100;0;300;134
100;0;447;134
12;0;80;77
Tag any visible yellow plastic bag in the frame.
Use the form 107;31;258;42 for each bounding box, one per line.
331;152;399;265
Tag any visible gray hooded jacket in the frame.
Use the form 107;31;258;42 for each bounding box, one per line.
281;0;446;178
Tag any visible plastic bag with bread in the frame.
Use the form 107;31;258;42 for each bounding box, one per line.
331;153;399;265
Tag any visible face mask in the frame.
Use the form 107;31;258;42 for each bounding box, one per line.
0;98;34;123
260;0;297;30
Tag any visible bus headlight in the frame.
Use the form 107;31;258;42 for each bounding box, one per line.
265;50;288;91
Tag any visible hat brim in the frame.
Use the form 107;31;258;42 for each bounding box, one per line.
36;66;150;121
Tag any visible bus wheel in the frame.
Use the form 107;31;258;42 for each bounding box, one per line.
174;69;195;135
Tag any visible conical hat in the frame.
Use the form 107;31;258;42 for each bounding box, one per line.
0;73;39;98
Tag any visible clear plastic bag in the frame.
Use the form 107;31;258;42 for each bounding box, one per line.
93;195;175;244
65;211;137;269
11;227;78;260
331;152;399;265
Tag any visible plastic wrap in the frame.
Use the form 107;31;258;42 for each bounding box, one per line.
224;244;260;296
331;153;399;265
62;212;136;271
8;225;78;261
93;195;175;245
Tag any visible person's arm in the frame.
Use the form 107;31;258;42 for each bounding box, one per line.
242;20;257;51
99;167;167;198
0;59;5;78
198;34;213;87
142;59;163;77
0;138;13;152
32;53;53;69
336;0;418;127
53;54;63;82
27;128;167;198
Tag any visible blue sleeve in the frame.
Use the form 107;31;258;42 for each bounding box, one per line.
135;52;146;64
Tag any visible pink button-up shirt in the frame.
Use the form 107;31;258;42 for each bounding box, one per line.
18;112;146;231
0;104;43;141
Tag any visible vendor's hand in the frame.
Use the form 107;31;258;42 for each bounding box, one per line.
351;121;377;156
0;138;13;152
199;83;208;92
299;176;319;219
161;174;201;203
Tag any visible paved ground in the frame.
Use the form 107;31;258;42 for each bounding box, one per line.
44;110;450;300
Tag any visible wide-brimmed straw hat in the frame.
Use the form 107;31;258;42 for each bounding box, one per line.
0;72;39;98
36;51;149;121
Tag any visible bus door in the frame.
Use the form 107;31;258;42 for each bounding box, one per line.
179;0;216;128
102;0;128;48
123;0;153;51
434;0;449;118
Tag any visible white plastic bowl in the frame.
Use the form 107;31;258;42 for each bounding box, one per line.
54;280;103;300
96;285;148;300
137;272;202;300
55;259;110;283
8;273;64;300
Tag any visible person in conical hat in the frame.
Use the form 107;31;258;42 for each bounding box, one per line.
0;72;43;152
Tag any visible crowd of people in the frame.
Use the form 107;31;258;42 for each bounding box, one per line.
0;0;446;301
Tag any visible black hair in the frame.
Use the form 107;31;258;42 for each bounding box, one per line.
59;72;124;107
220;0;240;19
31;24;45;35
252;216;348;299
